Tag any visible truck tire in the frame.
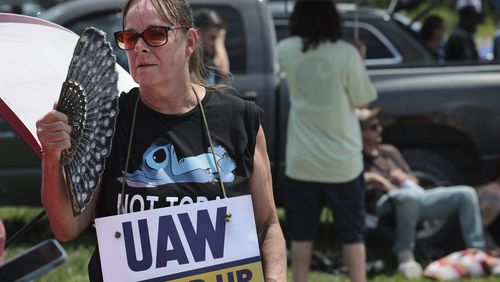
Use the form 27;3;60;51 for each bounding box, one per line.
401;149;464;259
401;149;463;187
414;216;463;261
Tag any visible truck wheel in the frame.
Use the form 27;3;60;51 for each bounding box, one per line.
400;149;464;259
401;149;463;187
414;216;463;261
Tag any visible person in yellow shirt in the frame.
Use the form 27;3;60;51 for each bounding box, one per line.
277;1;377;281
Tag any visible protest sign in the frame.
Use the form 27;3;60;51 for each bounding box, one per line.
95;195;263;281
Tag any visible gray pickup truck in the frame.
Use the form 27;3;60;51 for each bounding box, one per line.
271;1;500;191
2;0;500;212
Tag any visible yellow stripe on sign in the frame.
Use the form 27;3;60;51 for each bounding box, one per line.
167;262;264;282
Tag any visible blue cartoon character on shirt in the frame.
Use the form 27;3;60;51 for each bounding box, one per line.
118;138;236;187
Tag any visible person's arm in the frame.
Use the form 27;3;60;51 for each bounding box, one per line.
384;145;420;185
364;171;395;192
445;33;466;61
212;28;230;77
390;169;419;186
36;106;98;242
249;126;286;281
352;39;367;60
345;46;377;107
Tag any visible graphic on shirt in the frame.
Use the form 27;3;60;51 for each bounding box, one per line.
118;138;236;187
295;57;334;106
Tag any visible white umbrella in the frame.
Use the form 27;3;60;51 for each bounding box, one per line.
0;13;137;158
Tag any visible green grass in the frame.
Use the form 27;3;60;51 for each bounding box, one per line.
1;206;498;281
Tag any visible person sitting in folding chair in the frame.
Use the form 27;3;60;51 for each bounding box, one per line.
357;108;486;279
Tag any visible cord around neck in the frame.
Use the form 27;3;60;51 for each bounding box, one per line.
192;86;228;199
118;87;228;215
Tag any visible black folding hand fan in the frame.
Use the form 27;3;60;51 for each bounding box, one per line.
56;27;119;216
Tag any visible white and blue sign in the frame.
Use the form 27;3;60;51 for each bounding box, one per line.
95;195;263;282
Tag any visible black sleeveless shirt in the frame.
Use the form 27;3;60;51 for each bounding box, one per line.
88;87;262;281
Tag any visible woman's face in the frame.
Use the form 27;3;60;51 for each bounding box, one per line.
200;26;220;56
124;0;189;87
433;23;446;43
361;119;383;145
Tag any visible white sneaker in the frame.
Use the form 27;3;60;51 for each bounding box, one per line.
398;260;423;279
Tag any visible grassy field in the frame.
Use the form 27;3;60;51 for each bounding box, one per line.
1;206;498;282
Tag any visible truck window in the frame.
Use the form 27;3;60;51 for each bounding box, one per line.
192;5;246;75
274;22;289;42
66;12;128;70
343;22;402;66
274;19;402;66
64;6;247;75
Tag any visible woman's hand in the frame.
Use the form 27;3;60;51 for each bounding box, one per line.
353;39;367;60
36;104;96;241
389;169;418;186
36;104;72;161
364;171;395;192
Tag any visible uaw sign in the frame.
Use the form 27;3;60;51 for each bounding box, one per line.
95;195;263;281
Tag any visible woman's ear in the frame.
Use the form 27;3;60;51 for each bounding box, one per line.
185;28;198;58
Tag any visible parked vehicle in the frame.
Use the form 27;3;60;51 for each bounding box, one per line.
0;0;280;206
271;1;500;189
271;0;500;258
3;0;500;200
2;2;500;254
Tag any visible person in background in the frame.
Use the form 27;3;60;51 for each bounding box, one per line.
445;4;482;61
194;8;230;84
0;220;5;264
420;15;446;62
35;0;286;281
493;21;500;60
277;1;377;281
478;176;500;249
492;3;500;60
358;108;486;279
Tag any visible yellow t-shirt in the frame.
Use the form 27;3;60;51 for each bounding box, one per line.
278;37;377;182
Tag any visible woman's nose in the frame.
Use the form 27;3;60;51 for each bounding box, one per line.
133;37;149;53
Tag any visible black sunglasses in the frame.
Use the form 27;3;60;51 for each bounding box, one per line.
114;25;186;50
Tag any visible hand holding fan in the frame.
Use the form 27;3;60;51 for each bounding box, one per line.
56;27;119;216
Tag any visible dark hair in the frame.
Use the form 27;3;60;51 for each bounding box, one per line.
121;0;206;86
458;5;482;32
193;8;225;30
289;0;342;52
420;15;444;43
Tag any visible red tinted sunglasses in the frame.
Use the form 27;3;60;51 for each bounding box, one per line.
114;25;186;50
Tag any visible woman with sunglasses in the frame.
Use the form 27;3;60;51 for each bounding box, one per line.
35;0;286;281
